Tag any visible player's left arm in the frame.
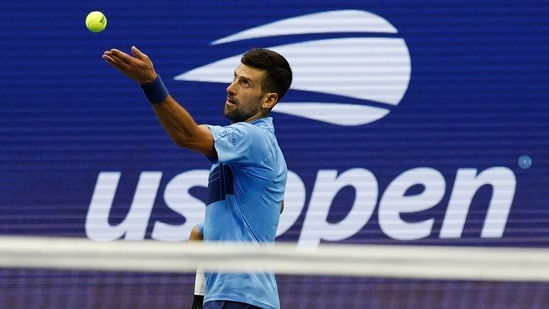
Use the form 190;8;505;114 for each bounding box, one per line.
189;225;205;309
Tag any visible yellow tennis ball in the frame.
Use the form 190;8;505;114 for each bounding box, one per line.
86;11;107;33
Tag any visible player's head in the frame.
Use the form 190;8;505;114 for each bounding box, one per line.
224;49;292;123
241;48;293;102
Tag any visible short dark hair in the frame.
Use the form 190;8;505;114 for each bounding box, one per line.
241;48;293;100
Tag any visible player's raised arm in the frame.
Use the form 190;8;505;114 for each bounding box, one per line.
102;46;215;158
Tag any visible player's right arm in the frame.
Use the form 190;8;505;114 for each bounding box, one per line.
151;96;215;157
102;46;216;158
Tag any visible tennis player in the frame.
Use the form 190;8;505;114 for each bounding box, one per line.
103;46;292;309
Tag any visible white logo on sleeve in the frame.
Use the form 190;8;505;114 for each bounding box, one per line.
175;10;411;126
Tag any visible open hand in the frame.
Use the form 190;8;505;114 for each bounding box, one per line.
103;46;157;85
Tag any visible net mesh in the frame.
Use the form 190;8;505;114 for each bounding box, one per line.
1;236;549;309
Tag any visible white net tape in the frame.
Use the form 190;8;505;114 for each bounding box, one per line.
1;236;549;282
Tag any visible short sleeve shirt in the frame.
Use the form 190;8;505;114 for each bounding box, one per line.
203;117;286;309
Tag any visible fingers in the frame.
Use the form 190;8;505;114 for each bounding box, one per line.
102;46;157;83
102;49;123;69
131;46;154;69
103;49;132;67
102;50;134;79
131;46;147;60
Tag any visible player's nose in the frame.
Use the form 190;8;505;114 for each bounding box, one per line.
226;80;237;95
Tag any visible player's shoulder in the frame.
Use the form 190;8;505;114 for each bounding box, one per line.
209;118;274;143
234;117;273;133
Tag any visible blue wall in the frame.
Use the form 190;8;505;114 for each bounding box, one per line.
1;1;547;246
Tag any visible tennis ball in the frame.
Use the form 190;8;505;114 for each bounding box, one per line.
86;11;107;33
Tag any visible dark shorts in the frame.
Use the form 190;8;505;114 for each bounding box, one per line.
203;300;263;309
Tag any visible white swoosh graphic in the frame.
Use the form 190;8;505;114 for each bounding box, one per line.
175;38;410;105
174;10;411;126
274;103;390;126
212;10;398;45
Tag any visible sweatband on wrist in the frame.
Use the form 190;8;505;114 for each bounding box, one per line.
141;75;169;104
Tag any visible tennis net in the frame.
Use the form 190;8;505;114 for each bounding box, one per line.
1;236;548;308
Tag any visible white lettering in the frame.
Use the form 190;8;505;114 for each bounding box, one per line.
152;170;209;241
440;167;516;238
300;168;378;246
85;166;518;244
379;167;445;240
86;171;162;241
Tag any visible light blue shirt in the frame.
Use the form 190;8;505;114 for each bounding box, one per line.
203;117;286;309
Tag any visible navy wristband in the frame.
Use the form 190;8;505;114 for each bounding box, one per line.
141;75;169;104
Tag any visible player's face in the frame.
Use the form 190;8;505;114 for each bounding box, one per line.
224;64;268;123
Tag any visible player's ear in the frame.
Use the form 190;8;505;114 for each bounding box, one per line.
262;92;279;109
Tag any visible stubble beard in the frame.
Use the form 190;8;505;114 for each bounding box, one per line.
223;98;259;123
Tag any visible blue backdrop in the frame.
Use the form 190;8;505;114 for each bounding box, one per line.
1;0;548;248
